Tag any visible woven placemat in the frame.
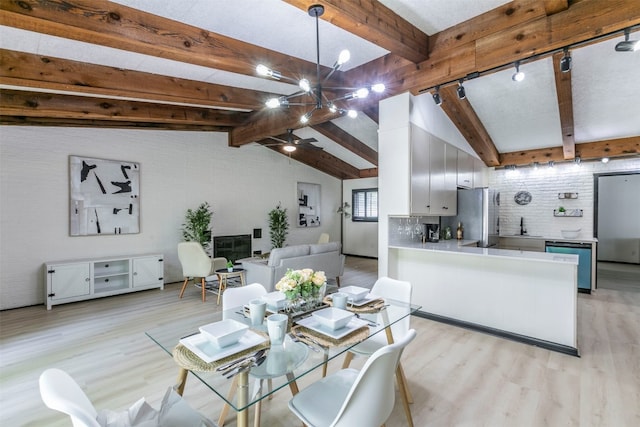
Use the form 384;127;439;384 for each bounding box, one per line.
291;324;369;348
173;333;270;372
322;296;386;314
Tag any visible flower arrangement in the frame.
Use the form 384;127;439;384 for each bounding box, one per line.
275;268;327;300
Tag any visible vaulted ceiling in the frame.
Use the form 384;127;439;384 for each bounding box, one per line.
1;0;639;179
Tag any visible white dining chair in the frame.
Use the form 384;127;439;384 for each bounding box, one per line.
341;276;415;426
218;283;268;427
288;329;417;427
39;368;216;427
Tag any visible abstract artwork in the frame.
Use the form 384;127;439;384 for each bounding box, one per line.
297;182;321;227
69;155;140;236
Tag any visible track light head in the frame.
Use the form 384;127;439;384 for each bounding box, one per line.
615;28;640;52
560;48;572;73
456;80;466;100
432;86;442;106
512;61;525;82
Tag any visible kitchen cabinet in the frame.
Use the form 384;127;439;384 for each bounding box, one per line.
410;125;457;216
45;254;163;309
473;157;489;188
457;149;474;188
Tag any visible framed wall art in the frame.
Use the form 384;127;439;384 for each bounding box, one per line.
297;182;321;227
69;155;140;236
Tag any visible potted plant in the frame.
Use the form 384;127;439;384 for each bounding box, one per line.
226;260;234;272
558;206;566;216
181;202;213;250
268;203;289;249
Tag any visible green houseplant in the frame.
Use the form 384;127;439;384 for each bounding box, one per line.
181;202;213;250
226;260;234;272
268;203;289;249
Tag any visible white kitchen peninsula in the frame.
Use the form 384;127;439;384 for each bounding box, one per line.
388;242;579;355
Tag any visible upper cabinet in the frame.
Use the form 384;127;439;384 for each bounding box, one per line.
457;150;474;188
473;157;489;188
410;125;457;216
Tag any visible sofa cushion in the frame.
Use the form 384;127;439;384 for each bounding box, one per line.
309;241;340;254
268;245;310;267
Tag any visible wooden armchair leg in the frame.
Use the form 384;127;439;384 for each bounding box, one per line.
201;278;207;302
179;278;189;299
335;276;341;288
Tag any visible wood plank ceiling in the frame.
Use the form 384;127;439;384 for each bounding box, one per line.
1;0;639;179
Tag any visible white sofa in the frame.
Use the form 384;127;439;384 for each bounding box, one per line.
241;242;346;292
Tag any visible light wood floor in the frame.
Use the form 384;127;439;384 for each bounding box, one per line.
1;256;639;426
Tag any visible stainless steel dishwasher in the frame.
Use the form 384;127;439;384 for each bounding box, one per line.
545;241;592;293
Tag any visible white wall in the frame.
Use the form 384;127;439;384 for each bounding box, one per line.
0;127;341;309
489;158;640;240
342;177;378;257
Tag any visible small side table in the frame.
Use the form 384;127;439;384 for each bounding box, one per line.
214;268;246;305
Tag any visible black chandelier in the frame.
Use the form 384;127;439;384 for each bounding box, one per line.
256;4;385;124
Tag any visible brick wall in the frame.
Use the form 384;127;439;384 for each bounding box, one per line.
489;157;640;239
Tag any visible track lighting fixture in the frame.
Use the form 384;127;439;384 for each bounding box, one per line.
512;61;525;82
548;161;555;168
601;157;610;164
532;162;539;170
456;80;466;100
257;4;385;124
615;28;640;52
432;86;442;106
560;48;572;73
574;156;581;166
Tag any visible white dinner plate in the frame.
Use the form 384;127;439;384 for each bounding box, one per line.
296;316;368;340
179;330;267;364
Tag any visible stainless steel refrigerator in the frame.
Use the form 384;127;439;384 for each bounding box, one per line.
441;188;499;248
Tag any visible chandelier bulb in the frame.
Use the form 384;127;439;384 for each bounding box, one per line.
265;97;280;108
300;112;312;124
328;103;337;113
355;88;369;99
371;83;385;93
337;49;350;65
347;109;358;118
299;78;311;92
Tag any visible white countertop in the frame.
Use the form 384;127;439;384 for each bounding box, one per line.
389;241;578;265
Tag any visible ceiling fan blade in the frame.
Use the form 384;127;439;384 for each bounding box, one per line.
293;137;318;144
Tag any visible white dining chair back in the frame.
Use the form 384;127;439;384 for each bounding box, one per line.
39;368;100;427
371;276;412;342
288;329;417;427
221;282;267;317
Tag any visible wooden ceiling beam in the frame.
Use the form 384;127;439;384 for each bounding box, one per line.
0;116;230;131
261;142;362;180
311;121;378;166
361;0;640;96
0;0;327;82
552;50;575;160
542;0;569;15
0;49;268;111
439;85;500;167
283;0;429;63
499;136;640;166
0;89;248;126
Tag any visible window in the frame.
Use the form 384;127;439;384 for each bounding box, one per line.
352;188;378;222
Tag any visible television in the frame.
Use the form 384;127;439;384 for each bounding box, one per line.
213;234;252;263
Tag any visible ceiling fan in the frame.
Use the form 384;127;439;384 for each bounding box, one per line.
263;129;322;152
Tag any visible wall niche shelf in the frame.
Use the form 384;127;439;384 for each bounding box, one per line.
558;192;578;199
553;209;583;217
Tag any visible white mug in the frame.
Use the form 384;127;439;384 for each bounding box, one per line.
267;313;288;346
332;292;348;310
249;299;267;326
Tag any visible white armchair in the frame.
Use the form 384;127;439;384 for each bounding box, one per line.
177;242;227;302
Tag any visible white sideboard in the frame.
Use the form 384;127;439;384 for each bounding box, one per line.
44;254;164;309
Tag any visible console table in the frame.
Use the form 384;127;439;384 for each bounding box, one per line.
44;254;163;310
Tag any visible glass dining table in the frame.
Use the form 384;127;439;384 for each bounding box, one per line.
145;297;421;427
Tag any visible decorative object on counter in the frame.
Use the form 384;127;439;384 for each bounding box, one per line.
561;229;581;239
514;190;532;205
558;192;578;199
554;208;583;217
456;222;464;240
275;268;327;313
444;226;453;240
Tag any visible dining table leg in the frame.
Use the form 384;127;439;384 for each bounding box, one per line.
236;370;250;427
175;368;188;396
217;375;239;427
